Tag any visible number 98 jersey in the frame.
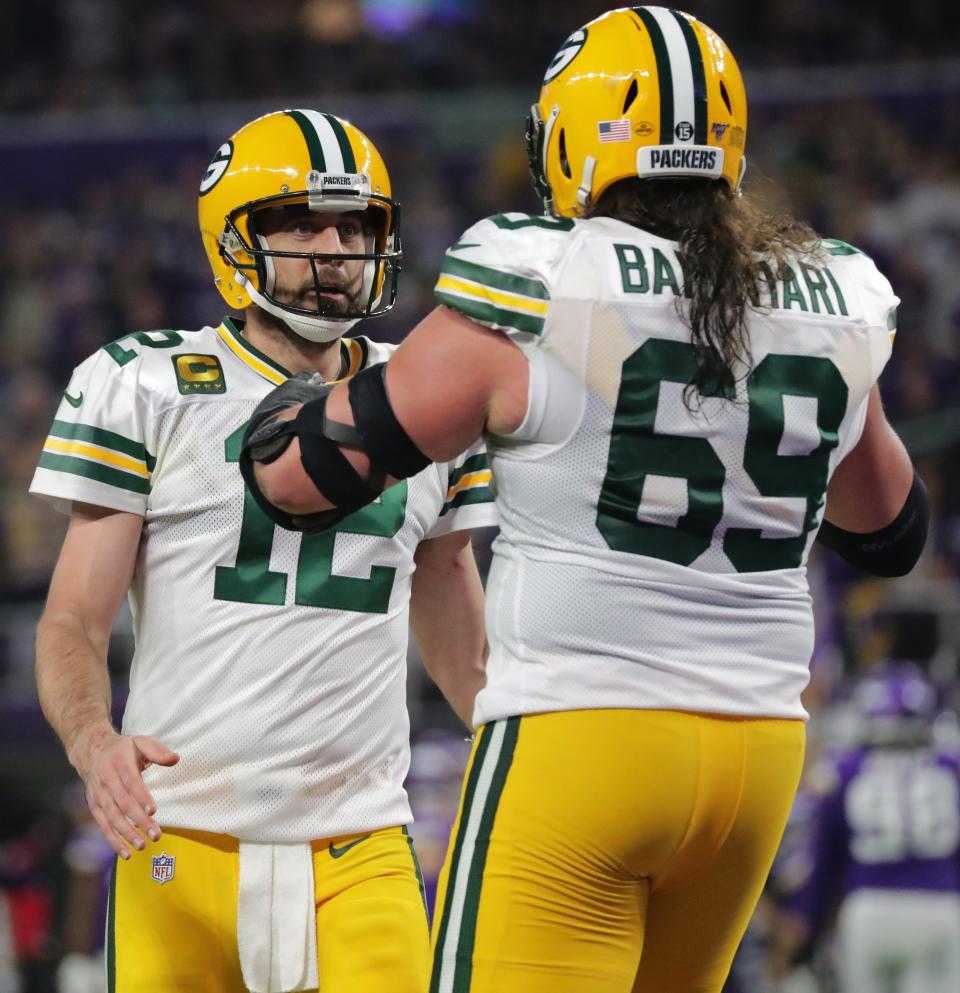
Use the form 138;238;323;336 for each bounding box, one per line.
434;212;898;722
30;319;496;841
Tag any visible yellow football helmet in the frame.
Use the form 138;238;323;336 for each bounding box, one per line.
198;109;401;342
526;7;747;218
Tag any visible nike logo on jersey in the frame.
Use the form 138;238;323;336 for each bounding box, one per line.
63;390;84;408
328;834;371;858
448;242;480;251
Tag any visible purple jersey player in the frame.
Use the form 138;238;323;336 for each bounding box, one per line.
792;664;960;993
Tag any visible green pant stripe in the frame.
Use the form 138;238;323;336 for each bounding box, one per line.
671;10;708;144
106;857;117;993
402;825;430;921
429;724;496;993
285;110;327;172
451;717;520;993
632;8;673;145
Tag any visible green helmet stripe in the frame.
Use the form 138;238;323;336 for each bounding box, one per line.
671;10;708;144
322;113;357;173
285;109;327;172
632;7;674;145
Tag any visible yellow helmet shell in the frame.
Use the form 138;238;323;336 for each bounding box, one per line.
198;109;397;312
528;7;747;218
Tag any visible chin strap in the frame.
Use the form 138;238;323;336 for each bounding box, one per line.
235;270;358;343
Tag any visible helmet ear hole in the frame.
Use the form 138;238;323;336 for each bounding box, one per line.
719;80;732;114
559;128;572;180
622;79;639;114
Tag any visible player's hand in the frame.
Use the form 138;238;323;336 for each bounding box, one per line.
73;730;179;859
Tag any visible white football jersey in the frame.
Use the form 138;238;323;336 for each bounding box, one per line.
435;213;898;722
31;319;496;842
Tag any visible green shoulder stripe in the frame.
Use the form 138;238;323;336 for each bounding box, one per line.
440;487;495;517
49;420;155;470
441;255;548;301
821;238;864;257
488;213;574;231
38;452;150;495
448;453;489;490
435;289;545;336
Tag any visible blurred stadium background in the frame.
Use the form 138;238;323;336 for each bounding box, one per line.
1;1;958;990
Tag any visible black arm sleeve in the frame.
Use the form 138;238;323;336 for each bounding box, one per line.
816;472;929;577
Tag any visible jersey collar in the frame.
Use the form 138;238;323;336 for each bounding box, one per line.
217;317;366;385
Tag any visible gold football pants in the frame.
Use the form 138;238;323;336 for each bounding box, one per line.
430;709;804;993
107;824;429;992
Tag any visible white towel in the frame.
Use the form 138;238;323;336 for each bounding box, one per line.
237;842;319;993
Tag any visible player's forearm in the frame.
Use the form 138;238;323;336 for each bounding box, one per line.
35;611;116;772
411;541;487;727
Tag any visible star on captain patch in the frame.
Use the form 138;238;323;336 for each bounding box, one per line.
151;852;176;884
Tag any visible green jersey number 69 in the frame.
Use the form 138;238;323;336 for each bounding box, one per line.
597;339;848;572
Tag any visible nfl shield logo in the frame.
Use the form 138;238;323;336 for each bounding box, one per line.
151;853;176;885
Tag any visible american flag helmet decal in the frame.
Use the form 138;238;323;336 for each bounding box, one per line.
597;120;632;143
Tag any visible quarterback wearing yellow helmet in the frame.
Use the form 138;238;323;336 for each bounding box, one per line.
31;109;495;993
199;108;401;341
249;7;926;991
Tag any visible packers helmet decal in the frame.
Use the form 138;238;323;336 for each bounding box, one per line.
198;109;402;343
199;141;233;196
528;6;748;217
543;28;587;83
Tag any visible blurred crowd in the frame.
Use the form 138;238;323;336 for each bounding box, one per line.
1;1;960;990
1;0;957;112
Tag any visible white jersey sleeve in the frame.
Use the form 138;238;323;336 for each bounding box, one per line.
819;238;898;383
30;337;156;516
433;212;584;448
425;439;497;539
815;240;899;461
434;212;575;341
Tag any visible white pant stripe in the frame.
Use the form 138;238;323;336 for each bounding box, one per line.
435;720;508;993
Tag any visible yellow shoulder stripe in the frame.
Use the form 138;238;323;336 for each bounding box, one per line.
446;469;492;501
43;438;150;478
435;275;550;316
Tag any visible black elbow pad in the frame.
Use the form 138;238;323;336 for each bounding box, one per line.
239;365;430;533
817;472;929;577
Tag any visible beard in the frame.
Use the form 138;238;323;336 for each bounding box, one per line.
274;266;364;317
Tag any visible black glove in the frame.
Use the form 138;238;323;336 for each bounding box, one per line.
242;372;333;464
238;372;338;533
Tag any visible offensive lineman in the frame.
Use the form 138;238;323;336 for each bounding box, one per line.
31;110;495;993
247;8;928;993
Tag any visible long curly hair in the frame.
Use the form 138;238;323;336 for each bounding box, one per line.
585;177;819;402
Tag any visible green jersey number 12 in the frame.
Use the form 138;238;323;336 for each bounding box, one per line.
214;422;408;614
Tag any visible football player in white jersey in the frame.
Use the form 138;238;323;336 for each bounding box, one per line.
247;9;928;993
31;109;496;993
